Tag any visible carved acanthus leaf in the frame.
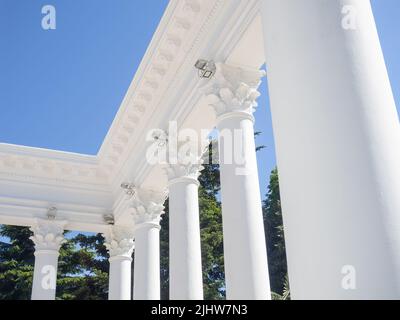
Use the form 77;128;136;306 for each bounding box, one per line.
162;136;208;181
103;226;135;258
165;161;204;181
30;219;66;251
129;188;167;226
204;63;265;117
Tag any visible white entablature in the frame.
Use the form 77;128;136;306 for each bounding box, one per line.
0;0;264;233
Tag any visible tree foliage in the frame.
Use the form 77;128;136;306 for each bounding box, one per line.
0;226;34;300
0;226;109;300
263;167;290;298
56;233;109;300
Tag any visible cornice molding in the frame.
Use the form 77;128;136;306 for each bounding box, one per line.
107;0;261;192
0;196;112;234
97;0;226;186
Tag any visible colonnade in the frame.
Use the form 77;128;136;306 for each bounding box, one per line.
28;0;400;300
29;62;269;300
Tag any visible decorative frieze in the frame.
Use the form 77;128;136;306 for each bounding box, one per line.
0;153;109;184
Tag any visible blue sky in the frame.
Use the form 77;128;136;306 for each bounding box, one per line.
0;0;399;200
0;0;169;154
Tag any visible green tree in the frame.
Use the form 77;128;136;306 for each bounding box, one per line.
160;199;170;300
0;225;109;300
199;187;224;299
263;167;289;298
199;141;225;299
0;226;34;300
56;232;109;300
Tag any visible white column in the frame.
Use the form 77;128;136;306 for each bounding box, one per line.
131;188;166;300
261;0;400;299
104;226;135;300
166;159;204;300
30;219;66;300
205;63;270;300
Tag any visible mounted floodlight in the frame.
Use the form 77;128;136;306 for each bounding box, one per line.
121;182;136;196
47;207;57;220
103;214;115;225
194;59;216;79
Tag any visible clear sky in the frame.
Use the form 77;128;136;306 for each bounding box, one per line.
0;0;399;200
0;0;169;153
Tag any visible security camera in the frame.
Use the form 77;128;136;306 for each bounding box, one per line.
121;182;136;196
194;59;216;79
103;214;115;225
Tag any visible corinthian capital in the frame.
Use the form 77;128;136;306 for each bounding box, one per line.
103;226;135;259
204;63;265;117
30;219;66;252
164;139;206;182
165;160;204;182
130;188;167;227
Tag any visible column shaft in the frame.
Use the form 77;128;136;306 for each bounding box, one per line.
30;219;65;300
169;178;203;299
218;113;270;300
31;250;59;300
108;257;132;300
261;0;400;299
133;224;160;300
104;226;135;300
